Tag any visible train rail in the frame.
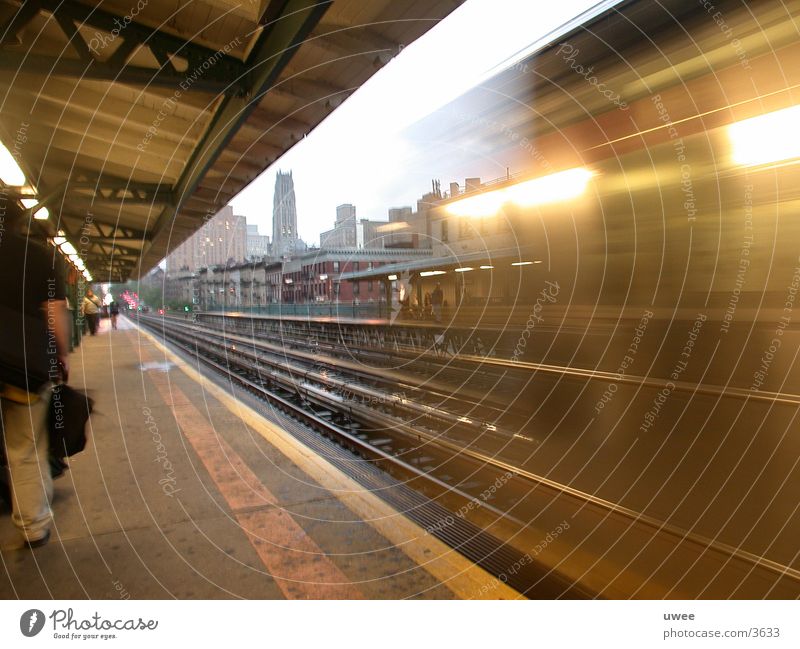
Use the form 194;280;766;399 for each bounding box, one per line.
196;311;800;407
137;313;800;598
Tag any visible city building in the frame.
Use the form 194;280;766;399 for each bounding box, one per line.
320;203;357;248
197;206;247;269
320;204;388;250
246;224;270;260
165;205;248;273
340;174;537;314
195;248;431;311
358;218;385;249
376;181;442;250
272;170;298;259
165;236;195;274
163;270;197;308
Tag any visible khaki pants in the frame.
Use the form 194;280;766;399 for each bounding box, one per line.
1;384;53;542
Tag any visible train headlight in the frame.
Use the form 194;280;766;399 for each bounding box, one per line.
729;105;800;166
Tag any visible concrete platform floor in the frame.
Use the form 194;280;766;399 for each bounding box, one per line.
1;315;517;599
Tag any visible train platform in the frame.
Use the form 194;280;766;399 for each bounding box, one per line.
0;316;517;600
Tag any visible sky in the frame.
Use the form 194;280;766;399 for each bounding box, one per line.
230;0;618;245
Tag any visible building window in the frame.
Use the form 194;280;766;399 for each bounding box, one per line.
333;261;340;273
441;219;449;242
367;280;373;292
353;282;359;295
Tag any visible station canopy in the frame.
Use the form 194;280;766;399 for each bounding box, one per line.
0;0;463;282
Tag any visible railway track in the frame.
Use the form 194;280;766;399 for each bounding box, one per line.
198;311;800;407
137;313;800;598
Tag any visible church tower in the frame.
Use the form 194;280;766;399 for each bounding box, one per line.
272;170;298;259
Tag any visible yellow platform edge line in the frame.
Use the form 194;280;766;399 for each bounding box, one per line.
135;322;523;600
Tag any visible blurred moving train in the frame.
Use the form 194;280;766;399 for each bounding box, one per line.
334;0;800;578
346;0;800;383
380;0;800;326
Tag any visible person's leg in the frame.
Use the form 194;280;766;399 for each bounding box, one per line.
88;313;97;335
2;386;53;543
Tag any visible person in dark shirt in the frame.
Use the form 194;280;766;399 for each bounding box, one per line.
0;208;70;548
109;300;120;330
431;283;443;322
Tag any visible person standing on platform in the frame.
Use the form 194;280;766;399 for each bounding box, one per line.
431;283;443;322
0;208;70;548
109;299;120;330
81;288;102;336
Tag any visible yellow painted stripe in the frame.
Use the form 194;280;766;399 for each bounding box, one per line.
143;348;363;599
136;323;522;600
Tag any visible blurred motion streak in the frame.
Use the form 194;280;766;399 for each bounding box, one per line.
445;167;593;217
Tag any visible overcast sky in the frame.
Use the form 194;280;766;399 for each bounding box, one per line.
230;0;615;245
